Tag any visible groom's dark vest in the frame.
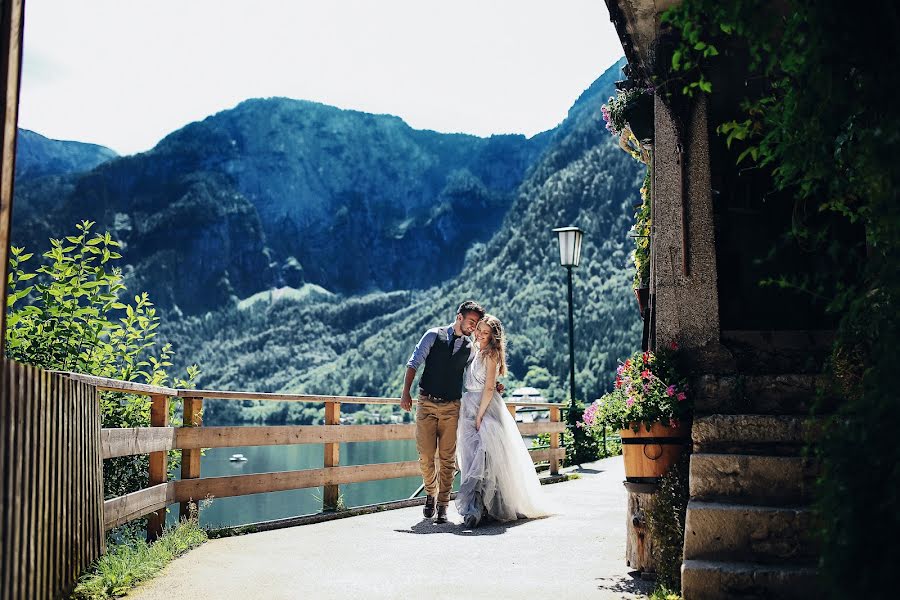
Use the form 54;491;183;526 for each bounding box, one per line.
419;328;469;402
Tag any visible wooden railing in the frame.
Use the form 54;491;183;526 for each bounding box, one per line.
63;372;568;539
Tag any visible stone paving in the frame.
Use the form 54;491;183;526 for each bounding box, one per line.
130;455;654;599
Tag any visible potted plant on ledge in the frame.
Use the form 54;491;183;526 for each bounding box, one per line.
632;168;652;317
581;344;691;482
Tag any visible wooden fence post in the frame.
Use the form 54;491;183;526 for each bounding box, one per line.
179;397;202;520
146;394;169;540
550;406;561;475
507;403;517;420
323;401;340;510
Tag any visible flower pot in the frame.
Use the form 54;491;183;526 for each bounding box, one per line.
633;287;649;317
620;421;690;483
623;93;654;143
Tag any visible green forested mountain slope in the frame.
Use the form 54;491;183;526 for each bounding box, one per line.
12;100;547;313
161;58;644;424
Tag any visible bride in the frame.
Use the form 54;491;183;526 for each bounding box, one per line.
455;314;551;528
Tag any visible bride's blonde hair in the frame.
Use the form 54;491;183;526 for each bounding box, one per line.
478;314;507;376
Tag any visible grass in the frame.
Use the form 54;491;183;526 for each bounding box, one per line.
71;518;207;599
649;585;682;600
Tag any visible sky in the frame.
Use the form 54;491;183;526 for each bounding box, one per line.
18;1;624;156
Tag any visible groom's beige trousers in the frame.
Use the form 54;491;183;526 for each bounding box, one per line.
415;396;460;506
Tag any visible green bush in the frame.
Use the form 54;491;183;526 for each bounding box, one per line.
6;221;199;538
646;454;690;591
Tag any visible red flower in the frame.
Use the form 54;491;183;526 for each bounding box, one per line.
642;351;650;364
624;359;631;368
677;392;687;402
669;341;679;350
615;376;623;389
641;369;651;380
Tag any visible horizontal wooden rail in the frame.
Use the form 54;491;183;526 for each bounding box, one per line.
103;482;173;530
517;422;566;436
102;420;567;458
101;427;176;458
176;424;416;449
528;448;566;463
52;372;179;397
173;461;423;503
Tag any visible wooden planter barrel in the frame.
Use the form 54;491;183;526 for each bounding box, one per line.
620;421;690;483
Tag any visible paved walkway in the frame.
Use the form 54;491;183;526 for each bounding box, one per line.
131;456;654;599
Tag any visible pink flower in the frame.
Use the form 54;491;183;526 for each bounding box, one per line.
626;397;635;407
616;364;625;376
666;385;676;397
669;418;679;428
643;383;650;393
641;369;651;380
677;392;687;402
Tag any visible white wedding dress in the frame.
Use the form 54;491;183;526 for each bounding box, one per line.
455;350;551;525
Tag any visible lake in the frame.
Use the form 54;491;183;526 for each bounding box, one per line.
191;440;427;528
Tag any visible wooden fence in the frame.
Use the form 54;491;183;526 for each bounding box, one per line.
0;359;104;600
0;363;567;599
65;373;567;539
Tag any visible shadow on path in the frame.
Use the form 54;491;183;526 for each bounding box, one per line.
595;572;655;596
394;516;547;537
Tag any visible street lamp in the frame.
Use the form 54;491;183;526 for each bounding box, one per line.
553;226;585;460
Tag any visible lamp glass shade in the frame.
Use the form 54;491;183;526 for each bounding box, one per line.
553;226;583;267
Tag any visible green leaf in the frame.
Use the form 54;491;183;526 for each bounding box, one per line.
672;49;682;71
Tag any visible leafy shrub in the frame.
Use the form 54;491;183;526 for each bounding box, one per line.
646;454;690;590
6;221;199;519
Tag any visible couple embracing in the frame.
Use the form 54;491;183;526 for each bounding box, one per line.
400;300;550;528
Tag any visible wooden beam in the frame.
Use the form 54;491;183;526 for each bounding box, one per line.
176;424;416;449
172;461;422;503
322;402;340;510
528;448;566;463
146;395;169;541
100;427;176;459
52;372;178;397
103;482;173;531
517;422;566;436
174;389;402;405
0;0;25;353
550;406;562;475
179;397;202;520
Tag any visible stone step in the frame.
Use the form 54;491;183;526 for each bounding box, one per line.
692;374;829;415
692;414;818;455
720;330;833;375
681;559;819;600
690;453;816;505
684;501;817;565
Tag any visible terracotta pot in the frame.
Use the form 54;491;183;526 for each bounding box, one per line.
620;421;690;483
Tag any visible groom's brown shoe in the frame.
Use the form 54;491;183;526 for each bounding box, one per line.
435;505;448;524
423;496;436;518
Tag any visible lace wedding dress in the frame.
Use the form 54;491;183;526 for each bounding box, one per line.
455;350;551;526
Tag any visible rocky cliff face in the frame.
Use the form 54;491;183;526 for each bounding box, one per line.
12;99;549;313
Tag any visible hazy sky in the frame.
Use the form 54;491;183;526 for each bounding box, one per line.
18;1;624;156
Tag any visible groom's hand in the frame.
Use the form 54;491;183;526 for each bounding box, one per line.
400;391;413;411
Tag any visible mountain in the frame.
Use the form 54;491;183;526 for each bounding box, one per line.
158;58;646;424
11;101;549;313
14;129;117;181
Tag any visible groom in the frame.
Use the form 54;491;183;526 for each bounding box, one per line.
400;300;485;524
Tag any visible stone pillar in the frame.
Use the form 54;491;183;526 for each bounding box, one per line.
650;94;730;371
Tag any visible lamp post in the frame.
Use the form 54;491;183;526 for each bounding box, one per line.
553;226;585;461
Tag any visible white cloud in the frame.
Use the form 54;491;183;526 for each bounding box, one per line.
18;0;623;155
